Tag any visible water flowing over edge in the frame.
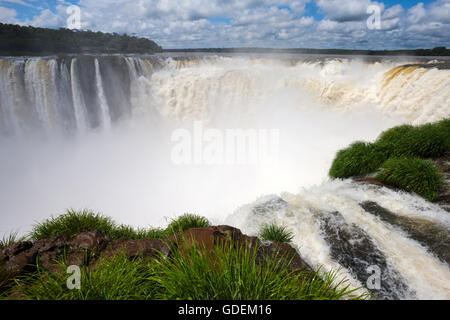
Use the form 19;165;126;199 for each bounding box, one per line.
0;54;449;299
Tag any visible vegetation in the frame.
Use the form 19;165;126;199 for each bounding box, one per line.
0;231;24;249
28;210;211;241
11;254;157;300
6;242;366;300
329;142;389;179
0;210;368;300
0;23;162;56
376;158;445;201
259;223;294;243
329;118;449;201
377;123;449;158
166;213;210;235
30;209;128;240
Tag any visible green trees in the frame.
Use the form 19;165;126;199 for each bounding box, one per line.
0;23;162;55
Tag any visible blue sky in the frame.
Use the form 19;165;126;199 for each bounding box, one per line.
0;0;449;49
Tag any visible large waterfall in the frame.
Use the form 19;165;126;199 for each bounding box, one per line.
0;54;449;299
1;55;449;136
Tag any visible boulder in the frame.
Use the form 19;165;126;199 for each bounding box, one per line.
165;225;311;273
68;230;110;254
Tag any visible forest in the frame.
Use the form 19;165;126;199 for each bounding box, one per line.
0;23;162;55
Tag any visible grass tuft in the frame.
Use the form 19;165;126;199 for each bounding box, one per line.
0;231;25;249
329;118;449;201
11;254;158;300
29;209;118;240
166;213;210;235
376;124;415;147
375;121;449;159
375;157;445;202
329;142;389;178
149;242;366;300
28;209;174;241
259;223;294;243
3;230;367;300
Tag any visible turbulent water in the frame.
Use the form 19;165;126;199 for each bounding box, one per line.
0;53;449;299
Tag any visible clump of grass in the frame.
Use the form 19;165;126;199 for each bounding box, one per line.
436;118;450;130
28;209;175;241
376;157;445;202
29;209;119;240
11;254;158;300
108;225;168;240
0;231;25;249
436;118;450;150
328;118;449;201
139;228;169;240
166;213;210;235
5;242;366;300
259;223;294;243
390;124;448;158
376;124;415;146
329;142;389;178
375;121;449;159
150;242;365;300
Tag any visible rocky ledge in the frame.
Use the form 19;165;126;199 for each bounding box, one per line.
0;225;311;291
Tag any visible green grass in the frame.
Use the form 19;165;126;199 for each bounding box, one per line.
1;211;369;301
0;231;25;249
375;120;449;159
329;118;449;201
10;254;158;300
29;209;120;240
27;209;189;242
329;142;389;178
376;157;445;202
166;213;210;235
376;124;415;147
259;223;294;243
3;242;367;300
148;242;366;300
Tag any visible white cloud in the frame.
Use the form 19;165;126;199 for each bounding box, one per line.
21;5;66;28
0;6;17;23
0;0;448;49
316;0;384;22
0;0;34;8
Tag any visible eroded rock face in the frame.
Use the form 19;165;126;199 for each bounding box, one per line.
0;225;310;292
166;225;259;251
361;201;450;266
165;225;311;274
102;238;170;259
257;241;312;273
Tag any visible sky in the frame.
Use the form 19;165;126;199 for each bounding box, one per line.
0;0;449;49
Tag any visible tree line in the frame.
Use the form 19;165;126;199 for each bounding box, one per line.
0;23;162;55
166;46;450;56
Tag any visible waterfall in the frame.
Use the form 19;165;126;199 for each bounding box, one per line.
0;54;448;300
225;180;450;300
0;55;449;135
94;58;111;129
